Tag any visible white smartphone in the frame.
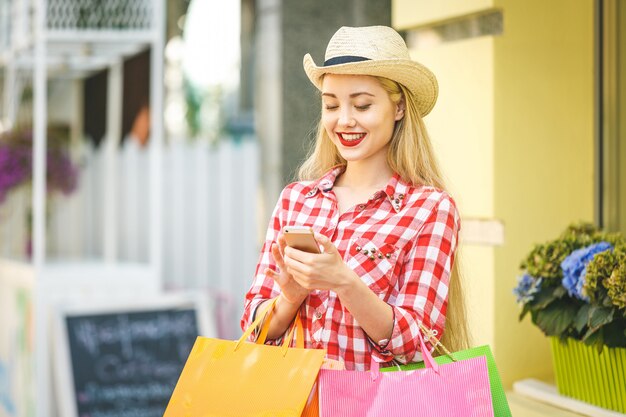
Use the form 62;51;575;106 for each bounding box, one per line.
282;226;321;254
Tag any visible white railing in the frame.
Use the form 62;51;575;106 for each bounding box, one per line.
0;137;261;338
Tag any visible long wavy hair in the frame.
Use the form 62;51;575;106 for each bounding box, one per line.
298;76;470;352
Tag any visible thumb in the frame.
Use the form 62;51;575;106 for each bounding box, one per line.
314;233;336;254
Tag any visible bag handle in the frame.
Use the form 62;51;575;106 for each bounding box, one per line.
417;322;456;360
280;313;304;356
370;322;448;380
236;297;305;355
236;298;278;350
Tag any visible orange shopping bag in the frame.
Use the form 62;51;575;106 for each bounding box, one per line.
164;298;326;417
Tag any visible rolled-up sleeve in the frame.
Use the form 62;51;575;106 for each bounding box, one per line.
372;195;460;362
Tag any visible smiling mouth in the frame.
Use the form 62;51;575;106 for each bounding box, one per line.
338;132;366;147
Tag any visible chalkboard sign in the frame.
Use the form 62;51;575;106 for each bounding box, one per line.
54;294;213;417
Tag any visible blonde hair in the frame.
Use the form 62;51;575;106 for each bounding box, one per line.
298;75;470;352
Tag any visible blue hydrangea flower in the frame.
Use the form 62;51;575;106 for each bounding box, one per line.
561;241;612;301
513;273;543;304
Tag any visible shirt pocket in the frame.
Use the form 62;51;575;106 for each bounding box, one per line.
346;237;400;296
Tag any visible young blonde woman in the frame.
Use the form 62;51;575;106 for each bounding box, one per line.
241;25;469;371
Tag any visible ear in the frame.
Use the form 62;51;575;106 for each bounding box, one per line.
395;97;406;121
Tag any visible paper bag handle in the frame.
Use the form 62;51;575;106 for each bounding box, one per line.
236;297;305;354
370;323;442;380
236;298;278;350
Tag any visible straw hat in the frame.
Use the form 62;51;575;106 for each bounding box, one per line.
303;25;438;116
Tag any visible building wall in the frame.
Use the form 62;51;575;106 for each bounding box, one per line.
394;0;494;29
492;0;595;386
393;0;595;388
407;36;496;350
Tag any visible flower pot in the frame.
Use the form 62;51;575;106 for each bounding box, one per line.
550;337;626;413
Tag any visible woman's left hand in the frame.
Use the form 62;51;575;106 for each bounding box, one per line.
282;233;355;292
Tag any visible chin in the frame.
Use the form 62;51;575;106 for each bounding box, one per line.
338;152;366;162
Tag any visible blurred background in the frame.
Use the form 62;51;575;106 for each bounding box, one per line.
0;0;624;416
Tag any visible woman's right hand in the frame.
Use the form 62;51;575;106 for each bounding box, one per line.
265;235;309;305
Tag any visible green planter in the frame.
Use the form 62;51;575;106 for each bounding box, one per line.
550;337;626;413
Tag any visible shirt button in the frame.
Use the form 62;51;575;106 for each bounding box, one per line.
315;311;323;320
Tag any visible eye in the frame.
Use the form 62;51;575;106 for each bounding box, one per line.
324;105;338;111
355;104;372;111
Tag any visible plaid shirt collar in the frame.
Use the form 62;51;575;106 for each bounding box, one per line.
304;165;411;213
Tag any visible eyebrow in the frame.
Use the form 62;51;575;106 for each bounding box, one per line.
321;92;375;98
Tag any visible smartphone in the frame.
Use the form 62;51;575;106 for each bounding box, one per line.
282;226;321;254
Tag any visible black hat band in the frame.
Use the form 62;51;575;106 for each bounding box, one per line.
323;55;371;66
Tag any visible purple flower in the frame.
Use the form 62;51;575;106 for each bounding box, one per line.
513;273;543;304
0;131;79;203
561;241;613;301
0;145;31;203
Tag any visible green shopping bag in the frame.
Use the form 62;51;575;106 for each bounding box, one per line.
381;345;511;417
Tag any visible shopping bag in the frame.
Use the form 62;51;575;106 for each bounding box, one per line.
381;344;512;416
301;358;345;417
318;326;494;417
164;298;326;417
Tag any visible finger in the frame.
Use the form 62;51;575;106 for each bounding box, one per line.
270;243;287;269
288;268;311;289
265;267;278;280
265;268;283;288
277;234;288;255
284;255;311;277
284;246;314;264
314;233;336;255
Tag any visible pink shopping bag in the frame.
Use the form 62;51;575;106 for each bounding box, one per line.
318;330;494;417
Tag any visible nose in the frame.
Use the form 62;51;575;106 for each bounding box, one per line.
338;107;356;127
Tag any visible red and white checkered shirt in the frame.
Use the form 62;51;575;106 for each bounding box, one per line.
241;165;460;371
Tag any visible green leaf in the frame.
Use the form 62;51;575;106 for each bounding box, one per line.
553;286;567;298
588;306;615;331
582;328;605;353
530;286;560;309
574;304;591;333
519;303;531;321
534;301;577;336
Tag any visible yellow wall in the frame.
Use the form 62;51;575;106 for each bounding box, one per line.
492;0;595;386
409;37;496;348
393;0;495;29
394;0;595;388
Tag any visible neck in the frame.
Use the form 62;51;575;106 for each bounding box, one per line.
338;159;393;190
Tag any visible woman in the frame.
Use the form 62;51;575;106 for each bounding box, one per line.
241;25;468;371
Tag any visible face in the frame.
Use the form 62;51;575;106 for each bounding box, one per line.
321;74;404;165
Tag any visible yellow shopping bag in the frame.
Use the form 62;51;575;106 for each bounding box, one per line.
164;298;326;417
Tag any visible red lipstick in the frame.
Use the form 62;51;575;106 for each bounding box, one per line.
338;133;366;147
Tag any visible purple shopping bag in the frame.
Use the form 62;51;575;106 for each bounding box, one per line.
318;329;494;417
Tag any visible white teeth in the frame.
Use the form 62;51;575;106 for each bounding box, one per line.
341;133;364;141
